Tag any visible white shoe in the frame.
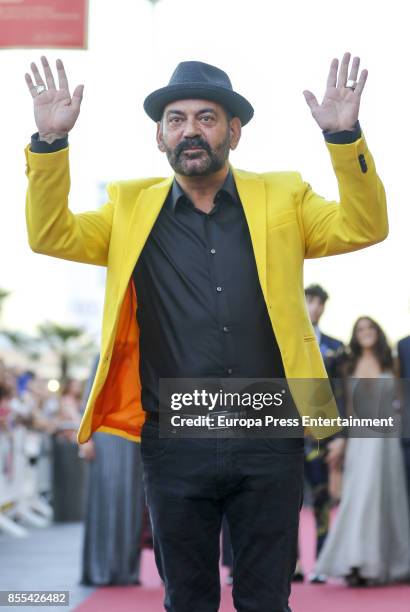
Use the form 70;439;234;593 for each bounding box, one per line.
308;572;327;584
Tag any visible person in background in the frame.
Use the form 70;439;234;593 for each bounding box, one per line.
397;335;410;508
0;363;12;431
58;379;83;434
305;284;347;488
314;317;410;586
16;370;35;397
80;357;145;586
292;284;346;583
52;378;87;522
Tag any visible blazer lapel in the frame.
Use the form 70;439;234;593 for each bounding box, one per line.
232;167;268;302
121;177;173;284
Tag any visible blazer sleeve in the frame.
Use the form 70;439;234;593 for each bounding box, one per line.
297;133;388;259
25;145;114;266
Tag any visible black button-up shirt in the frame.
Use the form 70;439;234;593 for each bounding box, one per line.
132;169;285;414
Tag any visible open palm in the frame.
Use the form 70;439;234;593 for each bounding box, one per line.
25;56;84;138
303;52;368;132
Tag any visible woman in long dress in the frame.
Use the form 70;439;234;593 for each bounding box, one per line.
80;431;145;585
79;358;146;586
315;316;410;585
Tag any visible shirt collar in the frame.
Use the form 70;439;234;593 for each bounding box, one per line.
167;167;239;212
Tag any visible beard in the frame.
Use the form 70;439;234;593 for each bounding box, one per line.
163;130;231;176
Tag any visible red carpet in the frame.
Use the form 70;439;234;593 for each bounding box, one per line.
74;508;410;611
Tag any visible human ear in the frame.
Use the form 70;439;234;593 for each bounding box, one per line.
156;120;166;152
229;117;241;151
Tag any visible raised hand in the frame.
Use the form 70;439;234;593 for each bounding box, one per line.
303;52;368;133
25;56;84;142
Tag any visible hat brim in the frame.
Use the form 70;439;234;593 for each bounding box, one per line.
143;83;254;126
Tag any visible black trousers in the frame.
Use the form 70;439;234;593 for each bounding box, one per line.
141;420;304;612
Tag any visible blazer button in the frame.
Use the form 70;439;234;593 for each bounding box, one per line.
358;153;368;173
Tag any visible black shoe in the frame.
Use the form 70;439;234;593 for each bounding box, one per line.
292;569;305;582
345;568;368;587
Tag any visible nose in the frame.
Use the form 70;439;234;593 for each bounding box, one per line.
182;116;201;139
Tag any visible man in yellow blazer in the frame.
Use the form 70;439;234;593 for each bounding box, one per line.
25;53;387;611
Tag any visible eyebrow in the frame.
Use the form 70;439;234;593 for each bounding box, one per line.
166;108;218;117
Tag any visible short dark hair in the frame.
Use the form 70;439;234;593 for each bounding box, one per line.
304;284;329;304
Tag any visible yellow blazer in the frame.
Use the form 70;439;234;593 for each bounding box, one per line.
25;134;388;442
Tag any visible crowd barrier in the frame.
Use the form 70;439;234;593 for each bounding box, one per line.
0;427;53;537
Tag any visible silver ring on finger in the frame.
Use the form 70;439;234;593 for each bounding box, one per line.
345;79;357;91
35;85;47;95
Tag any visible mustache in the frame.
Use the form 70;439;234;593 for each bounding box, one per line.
175;138;211;157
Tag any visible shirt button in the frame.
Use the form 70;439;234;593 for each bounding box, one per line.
223;326;229;333
210;248;216;255
227;368;233;375
216;286;222;292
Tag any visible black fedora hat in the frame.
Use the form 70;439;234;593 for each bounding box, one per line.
143;61;254;126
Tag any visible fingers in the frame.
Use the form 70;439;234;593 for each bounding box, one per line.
336;51;351;88
24;55;80;111
354;69;368;97
30;61;45;88
26;55;57;97
326;58;339;88
334;51;367;96
40;55;56;90
25;73;38;99
56;58;70;93
303;90;319;112
347;56;360;84
71;84;84;112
